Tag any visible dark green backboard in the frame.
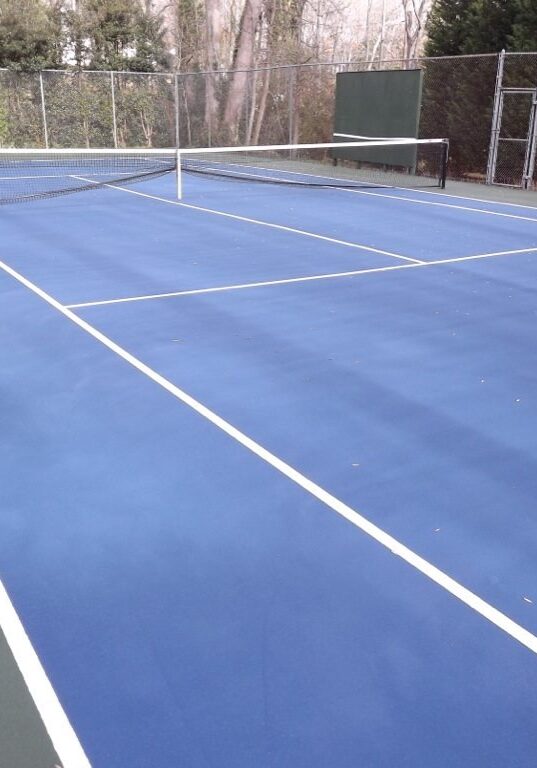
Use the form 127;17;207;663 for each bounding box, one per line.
333;69;423;169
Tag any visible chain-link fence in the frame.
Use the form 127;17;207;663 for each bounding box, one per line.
1;52;537;186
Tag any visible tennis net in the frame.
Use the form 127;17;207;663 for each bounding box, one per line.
0;138;448;204
178;139;448;196
0;149;176;204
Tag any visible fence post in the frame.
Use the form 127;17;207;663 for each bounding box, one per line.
39;72;49;149
288;67;296;145
523;92;537;189
486;49;506;185
110;71;118;149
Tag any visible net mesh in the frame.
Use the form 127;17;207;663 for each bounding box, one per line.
180;140;448;191
0;150;176;204
0;139;448;205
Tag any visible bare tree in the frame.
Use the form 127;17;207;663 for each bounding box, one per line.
363;0;374;60
172;0;205;70
204;0;224;135
401;0;429;63
302;0;349;61
222;0;263;140
250;0;276;143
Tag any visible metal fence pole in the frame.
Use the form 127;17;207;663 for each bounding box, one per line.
523;91;537;189
288;68;295;145
486;49;506;184
110;71;118;149
208;74;212;147
39;72;49;149
174;73;180;148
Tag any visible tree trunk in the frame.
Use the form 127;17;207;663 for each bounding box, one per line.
222;0;264;143
245;67;258;144
251;0;276;145
204;0;224;141
251;65;271;145
402;0;429;64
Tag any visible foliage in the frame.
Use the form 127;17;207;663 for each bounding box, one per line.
424;0;534;56
420;55;498;178
0;70;44;146
174;0;206;71
509;0;537;51
1;0;537;179
115;74;176;147
67;0;170;72
424;1;475;57
0;87;9;145
423;0;536;183
0;0;62;70
461;0;517;53
43;72;114;147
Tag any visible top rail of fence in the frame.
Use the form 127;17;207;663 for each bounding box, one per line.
0;51;503;79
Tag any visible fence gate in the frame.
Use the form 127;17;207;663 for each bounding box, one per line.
488;88;537;188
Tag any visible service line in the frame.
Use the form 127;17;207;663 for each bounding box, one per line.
66;246;537;310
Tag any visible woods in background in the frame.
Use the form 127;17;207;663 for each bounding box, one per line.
1;0;537;158
0;0;434;75
0;0;436;144
425;0;537;56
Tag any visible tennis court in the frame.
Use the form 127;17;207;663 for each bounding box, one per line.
1;143;537;768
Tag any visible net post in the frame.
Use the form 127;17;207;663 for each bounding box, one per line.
175;149;182;200
440;139;449;189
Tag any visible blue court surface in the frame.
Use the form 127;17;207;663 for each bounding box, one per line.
1;170;537;768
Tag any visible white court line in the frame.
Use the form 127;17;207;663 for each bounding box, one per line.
66;246;537;310
66;263;417;308
181;156;537;217
185;159;434;194
74;171;537;236
403;185;537;211
339;185;537;223
190;165;537;223
0;580;91;768
71;176;422;265
185;157;537;219
214;164;537;223
1;256;537;657
185;161;421;193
